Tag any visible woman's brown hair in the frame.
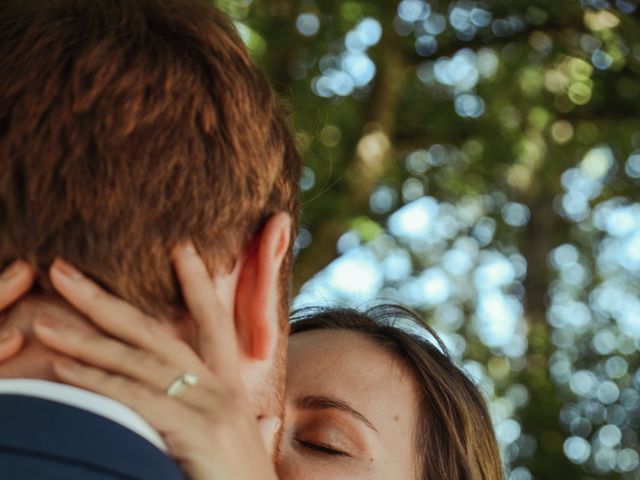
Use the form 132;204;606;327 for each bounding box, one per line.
290;305;504;480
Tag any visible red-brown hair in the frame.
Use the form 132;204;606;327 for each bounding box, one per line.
0;0;300;318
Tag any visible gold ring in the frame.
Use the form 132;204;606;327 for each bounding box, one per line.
166;372;199;398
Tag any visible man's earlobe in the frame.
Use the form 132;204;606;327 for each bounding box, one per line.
235;213;291;361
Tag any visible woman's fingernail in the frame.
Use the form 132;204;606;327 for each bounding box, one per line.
52;258;82;280
260;416;282;435
181;240;197;255
258;415;282;455
55;358;80;373
1;260;25;280
0;329;16;343
34;319;63;336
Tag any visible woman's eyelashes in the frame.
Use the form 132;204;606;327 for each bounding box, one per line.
295;438;351;457
290;414;370;459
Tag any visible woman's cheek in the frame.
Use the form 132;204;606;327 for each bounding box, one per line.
276;449;370;480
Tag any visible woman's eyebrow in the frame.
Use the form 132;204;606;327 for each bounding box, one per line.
296;395;379;434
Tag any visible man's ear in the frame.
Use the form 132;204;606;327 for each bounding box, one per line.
235;212;291;361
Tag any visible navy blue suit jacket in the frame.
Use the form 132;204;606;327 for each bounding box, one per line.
0;395;186;479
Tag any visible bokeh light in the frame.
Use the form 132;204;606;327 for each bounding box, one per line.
227;1;640;477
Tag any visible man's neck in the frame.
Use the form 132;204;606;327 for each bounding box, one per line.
0;294;98;380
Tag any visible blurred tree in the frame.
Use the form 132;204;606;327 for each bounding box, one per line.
220;0;640;478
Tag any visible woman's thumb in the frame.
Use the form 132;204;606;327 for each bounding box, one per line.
258;416;282;457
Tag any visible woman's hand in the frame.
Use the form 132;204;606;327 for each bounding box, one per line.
0;260;36;362
32;245;280;480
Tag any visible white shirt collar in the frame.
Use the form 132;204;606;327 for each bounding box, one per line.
0;379;167;452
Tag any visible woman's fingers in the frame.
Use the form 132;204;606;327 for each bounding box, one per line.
0;328;25;363
48;254;250;414
34;319;219;411
49;258;200;365
172;242;239;375
0;260;35;309
0;261;34;362
52;359;205;436
51;249;242;385
34;320;175;388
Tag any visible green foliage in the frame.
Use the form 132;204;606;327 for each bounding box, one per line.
223;1;640;478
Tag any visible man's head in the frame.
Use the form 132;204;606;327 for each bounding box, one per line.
0;0;300;416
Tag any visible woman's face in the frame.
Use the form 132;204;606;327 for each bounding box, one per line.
277;329;419;480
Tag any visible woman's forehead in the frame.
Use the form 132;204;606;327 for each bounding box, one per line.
286;330;419;410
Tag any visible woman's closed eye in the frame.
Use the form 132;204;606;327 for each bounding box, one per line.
289;408;372;461
295;438;351;457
